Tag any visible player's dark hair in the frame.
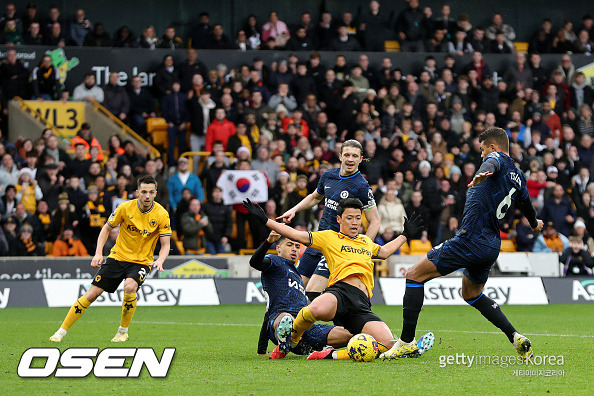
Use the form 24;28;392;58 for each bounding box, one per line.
341;139;363;154
337;198;363;216
479;127;509;152
137;174;157;189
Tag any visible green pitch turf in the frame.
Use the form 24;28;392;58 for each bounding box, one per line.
0;304;591;394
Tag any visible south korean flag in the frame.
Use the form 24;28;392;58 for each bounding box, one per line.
216;170;269;205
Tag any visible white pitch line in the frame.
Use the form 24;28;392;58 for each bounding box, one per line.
418;329;594;338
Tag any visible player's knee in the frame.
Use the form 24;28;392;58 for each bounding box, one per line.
124;281;138;294
461;288;481;301
85;287;102;303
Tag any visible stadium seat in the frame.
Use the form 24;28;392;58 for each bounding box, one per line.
500;239;517;252
513;42;528;52
384;40;400;52
409;240;432;255
239;249;277;255
373;259;389;277
147;117;168;148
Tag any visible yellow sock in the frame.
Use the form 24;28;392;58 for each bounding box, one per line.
120;294;137;328
335;349;350;360
61;296;91;330
290;306;316;344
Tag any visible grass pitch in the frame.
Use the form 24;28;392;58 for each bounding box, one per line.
0;304;591;394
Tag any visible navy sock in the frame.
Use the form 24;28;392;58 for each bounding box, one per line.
401;280;425;343
466;293;516;343
257;311;270;354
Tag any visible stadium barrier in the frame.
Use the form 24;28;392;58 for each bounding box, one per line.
2;276;593;308
2;46;594;94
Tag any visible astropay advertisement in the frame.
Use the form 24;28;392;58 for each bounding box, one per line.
379;277;549;305
42;279;220;307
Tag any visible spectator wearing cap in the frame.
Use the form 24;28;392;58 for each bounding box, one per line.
52;226;88;257
70;122;103;161
72;72;104;103
560;236;593;276
168;157;203;211
533;221;569;253
16;222;44;256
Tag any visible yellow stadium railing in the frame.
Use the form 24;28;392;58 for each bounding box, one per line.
89;99;161;159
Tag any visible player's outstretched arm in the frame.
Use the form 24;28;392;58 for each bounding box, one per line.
376;214;424;259
151;235;170;271
91;223;112;268
243;199;311;246
467;171;493;187
277;190;323;223
517;195;544;233
249;231;280;271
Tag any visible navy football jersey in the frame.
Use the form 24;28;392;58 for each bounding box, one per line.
459;151;529;248
261;254;307;318
316;168;376;232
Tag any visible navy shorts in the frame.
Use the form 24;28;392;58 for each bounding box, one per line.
312;256;330;279
427;236;500;285
297;247;323;278
268;313;333;355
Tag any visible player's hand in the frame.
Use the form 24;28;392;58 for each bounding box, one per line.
243;199;269;225
467;171;493;187
276;208;296;224
267;230;282;243
402;214;424;241
91;254;103;268
151;259;165;272
532;219;544;233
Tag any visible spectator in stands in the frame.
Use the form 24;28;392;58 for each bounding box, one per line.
23;21;43;45
180;198;211;252
202;186;231;254
504;52;533;89
242;14;262;49
161;81;188;166
262;11;290;48
396;0;426;52
534;222;569;253
168;157;203;211
16;222;44;256
0;4;22;32
541;184;576;237
102;226;119;256
201;150;229;200
377;188;405;235
1;184;17;219
424;28;448;53
187;86;215;152
37;163;63;208
69;9;90;46
434;4;457;39
128;75;156;135
560;236;593;276
43;5;64;35
205;108;236;152
43;21;66;47
0;153;19;196
268;82;297;112
142;159;168;209
552;28;577;53
82;22;111;47
178;49;208;93
15;169;41;214
73;72;104;103
154;54;179;98
118;141;146;176
485;12;515;48
70;123;103;159
251;146;279;184
159;26;183;49
137;25;159;49
52;226;88;257
204;23;232;49
31;55;58;100
103;72;130;121
113;25;136;48
448;29;472;55
285;26;314;51
329;24;360;51
0;49;29;99
358;0;389;52
490;30;512;53
574;29;593;54
22;2;38;31
189;12;213;49
0;18;23;45
529;19;553;54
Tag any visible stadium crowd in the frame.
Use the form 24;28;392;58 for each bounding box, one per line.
0;2;593;54
0;3;592;276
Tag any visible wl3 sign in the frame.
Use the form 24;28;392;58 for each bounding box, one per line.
24;100;86;139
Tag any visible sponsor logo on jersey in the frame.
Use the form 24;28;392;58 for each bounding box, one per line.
340;245;372;256
126;224;151;236
325;198;339;210
340;191;349;199
509;172;522;187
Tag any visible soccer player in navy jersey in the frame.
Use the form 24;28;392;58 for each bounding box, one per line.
277;139;381;299
250;230;352;359
381;127;544;361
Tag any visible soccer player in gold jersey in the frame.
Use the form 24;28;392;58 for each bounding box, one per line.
244;197;433;360
50;175;171;342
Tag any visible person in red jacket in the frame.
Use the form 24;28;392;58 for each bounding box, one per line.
205;108;236;152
